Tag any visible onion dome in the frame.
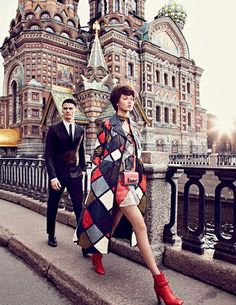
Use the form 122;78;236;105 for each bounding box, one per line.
0;129;20;147
156;0;187;30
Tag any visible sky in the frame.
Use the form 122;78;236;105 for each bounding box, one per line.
0;0;236;132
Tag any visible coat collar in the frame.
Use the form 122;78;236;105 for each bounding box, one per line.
109;114;140;148
109;113;126;137
110;113;137;127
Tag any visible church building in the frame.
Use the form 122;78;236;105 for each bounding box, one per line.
0;0;207;156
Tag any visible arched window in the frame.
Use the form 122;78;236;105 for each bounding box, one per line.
115;0;120;11
12;81;17;124
156;106;161;122
61;32;70;38
156;139;164;152
156;70;160;83
54;15;63;23
164;107;169;123
67;20;75;27
124;20;130;27
172;109;177;124
128;63;133;77
187;82;191;94
188;112;191;127
172;76;176;88
41;13;50;19
97;0;102;14
164;73;168;86
77;38;84;43
45;27;54;33
25;13;34;20
30;24;40;30
109;18;119;24
171;141;178;154
131;0;138;14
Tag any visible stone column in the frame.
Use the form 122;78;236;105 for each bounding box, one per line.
208;153;218;166
142;151;176;263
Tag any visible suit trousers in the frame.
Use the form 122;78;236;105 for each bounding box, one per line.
46;176;83;236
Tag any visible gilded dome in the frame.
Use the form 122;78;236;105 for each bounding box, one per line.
156;0;187;30
0;129;20;147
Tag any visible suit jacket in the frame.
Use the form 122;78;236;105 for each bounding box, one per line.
45;121;86;180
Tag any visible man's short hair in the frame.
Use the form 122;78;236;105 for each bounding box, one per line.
62;98;77;107
110;85;135;111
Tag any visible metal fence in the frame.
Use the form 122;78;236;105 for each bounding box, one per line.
0;155;235;265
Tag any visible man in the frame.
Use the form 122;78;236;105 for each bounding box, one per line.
45;98;86;247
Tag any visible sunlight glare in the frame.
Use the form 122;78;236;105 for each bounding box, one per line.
214;116;235;135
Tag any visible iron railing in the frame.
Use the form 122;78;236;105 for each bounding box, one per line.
164;164;236;265
0;155;235;265
169;153;236;167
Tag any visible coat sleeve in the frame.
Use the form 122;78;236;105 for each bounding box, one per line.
92;120;110;166
45;126;57;180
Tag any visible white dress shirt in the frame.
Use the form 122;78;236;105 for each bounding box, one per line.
63;120;75;140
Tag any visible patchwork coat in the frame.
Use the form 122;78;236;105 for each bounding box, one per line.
74;113;147;254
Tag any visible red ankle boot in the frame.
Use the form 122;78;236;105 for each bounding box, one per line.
153;272;183;305
92;253;106;275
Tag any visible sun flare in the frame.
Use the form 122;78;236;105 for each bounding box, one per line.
213;116;235;135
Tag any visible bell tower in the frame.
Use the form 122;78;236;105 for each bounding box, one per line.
0;0;84;155
88;0;146;27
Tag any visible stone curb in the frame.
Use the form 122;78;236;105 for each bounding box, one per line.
47;264;113;305
0;226;114;305
1;190;236;296
164;245;236;295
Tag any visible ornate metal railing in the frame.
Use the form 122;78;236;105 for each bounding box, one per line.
0;156;235;265
0;157;48;202
169;154;209;165
0;156;88;210
164;165;236;265
169;153;236;167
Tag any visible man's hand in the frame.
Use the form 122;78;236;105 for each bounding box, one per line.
50;178;61;191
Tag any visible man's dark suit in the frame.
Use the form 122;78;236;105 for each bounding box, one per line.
45;121;86;237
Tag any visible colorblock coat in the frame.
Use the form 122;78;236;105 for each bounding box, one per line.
74;114;147;254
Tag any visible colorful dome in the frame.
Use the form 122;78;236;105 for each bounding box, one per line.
157;0;187;30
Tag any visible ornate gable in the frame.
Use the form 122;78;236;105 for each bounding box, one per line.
141;16;189;58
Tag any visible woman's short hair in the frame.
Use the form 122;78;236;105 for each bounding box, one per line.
110;85;135;111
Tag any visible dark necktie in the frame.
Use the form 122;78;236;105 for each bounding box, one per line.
69;124;73;144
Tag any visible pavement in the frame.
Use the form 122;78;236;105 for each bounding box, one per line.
0;197;236;305
0;247;72;305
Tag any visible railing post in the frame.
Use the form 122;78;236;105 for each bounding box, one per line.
182;168;206;254
164;167;183;244
142;151;175;262
209;153;218;166
214;170;236;264
39;159;48;202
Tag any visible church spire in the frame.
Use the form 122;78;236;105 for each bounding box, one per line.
87;21;108;70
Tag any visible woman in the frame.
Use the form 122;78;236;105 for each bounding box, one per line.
74;85;183;305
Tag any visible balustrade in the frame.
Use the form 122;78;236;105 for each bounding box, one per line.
0;155;235;266
166;164;236;265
